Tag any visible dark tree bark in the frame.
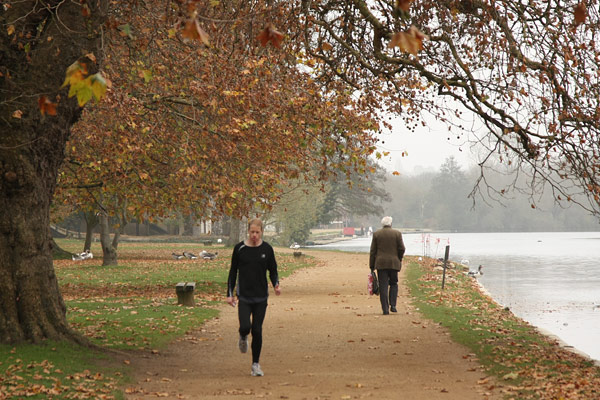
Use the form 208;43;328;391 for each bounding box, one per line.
99;213;118;266
227;218;242;247
83;211;99;252
0;1;107;343
51;237;73;260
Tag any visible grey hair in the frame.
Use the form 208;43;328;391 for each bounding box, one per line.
381;216;393;227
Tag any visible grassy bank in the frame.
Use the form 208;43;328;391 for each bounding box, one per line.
0;240;312;399
405;257;600;399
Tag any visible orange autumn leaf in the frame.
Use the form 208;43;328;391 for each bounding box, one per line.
38;96;58;116
395;0;414;12
257;24;284;48
388;25;428;55
320;42;333;52
182;18;210;46
81;2;90;17
574;2;587;26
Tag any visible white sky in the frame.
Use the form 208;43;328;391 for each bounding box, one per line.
375;116;478;175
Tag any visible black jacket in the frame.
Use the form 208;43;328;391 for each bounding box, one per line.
227;241;279;303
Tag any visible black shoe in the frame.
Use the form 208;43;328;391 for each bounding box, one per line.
390;306;397;313
383;311;389;315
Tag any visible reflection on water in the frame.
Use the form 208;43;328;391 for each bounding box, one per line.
313;232;600;361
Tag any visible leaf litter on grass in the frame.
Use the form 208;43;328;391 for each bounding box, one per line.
407;257;600;400
1;242;314;399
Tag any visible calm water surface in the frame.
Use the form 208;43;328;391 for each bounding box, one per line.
313;232;600;361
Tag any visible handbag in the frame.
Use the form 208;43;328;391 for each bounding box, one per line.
368;270;380;295
372;271;380;295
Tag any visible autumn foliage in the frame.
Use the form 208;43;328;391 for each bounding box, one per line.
57;1;378;225
301;0;600;217
54;0;600;223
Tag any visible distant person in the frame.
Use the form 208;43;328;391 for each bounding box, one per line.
369;216;406;315
226;218;281;376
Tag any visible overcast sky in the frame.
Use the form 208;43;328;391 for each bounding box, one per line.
375;116;478;175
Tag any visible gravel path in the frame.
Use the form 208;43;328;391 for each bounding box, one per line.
125;250;498;400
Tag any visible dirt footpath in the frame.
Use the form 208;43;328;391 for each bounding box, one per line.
125;250;499;400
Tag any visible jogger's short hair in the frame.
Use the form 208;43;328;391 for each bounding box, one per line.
248;218;263;231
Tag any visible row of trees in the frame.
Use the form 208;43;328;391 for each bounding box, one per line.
58;153;597;247
2;1;599;345
2;1;379;343
264;159;389;244
383;156;599;232
52;1;378;266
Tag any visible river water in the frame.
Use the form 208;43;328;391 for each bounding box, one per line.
311;232;600;362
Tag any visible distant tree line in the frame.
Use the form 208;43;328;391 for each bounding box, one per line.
382;157;600;232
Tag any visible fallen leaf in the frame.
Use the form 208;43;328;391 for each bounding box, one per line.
38;96;58;116
503;372;519;380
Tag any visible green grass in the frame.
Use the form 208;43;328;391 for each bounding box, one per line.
58;261;229;288
0;239;314;399
67;297;220;350
0;341;126;399
405;258;600;399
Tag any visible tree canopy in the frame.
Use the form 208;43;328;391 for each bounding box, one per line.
56;0;378;224
53;0;379;263
2;0;599;345
300;0;600;217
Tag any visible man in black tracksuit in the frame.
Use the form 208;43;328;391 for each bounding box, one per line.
227;218;280;376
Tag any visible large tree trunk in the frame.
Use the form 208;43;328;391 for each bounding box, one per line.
99;213;118;266
99;204;127;266
227;218;243;246
83;211;99;252
51;237;74;260
0;1;107;344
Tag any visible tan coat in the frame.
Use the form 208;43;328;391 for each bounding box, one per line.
369;226;406;271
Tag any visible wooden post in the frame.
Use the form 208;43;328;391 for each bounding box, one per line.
441;245;450;290
176;282;196;306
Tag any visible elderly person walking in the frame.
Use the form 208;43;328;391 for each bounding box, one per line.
369;216;406;315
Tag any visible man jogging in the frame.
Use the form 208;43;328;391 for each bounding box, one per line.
226;218;281;376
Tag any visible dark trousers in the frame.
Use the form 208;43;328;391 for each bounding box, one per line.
377;269;398;314
238;300;268;363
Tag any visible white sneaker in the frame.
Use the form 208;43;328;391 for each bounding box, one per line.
251;362;264;376
238;335;248;353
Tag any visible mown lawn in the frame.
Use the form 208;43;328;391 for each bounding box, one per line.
3;241;599;399
0;240;312;399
